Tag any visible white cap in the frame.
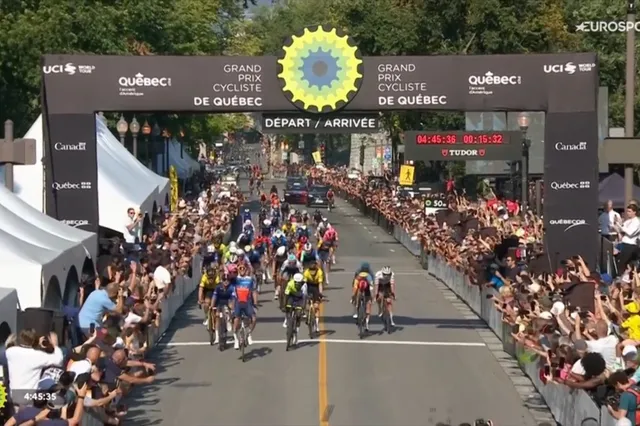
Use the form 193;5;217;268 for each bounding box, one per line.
539;311;553;320
528;282;541;293
293;273;304;282
263;219;271;226
244;220;252;226
622;345;638;357
550;301;565;316
276;246;286;256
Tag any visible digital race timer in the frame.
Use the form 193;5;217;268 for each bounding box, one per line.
414;131;510;145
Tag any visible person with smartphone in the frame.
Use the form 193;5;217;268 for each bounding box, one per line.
123;207;143;245
77;283;125;339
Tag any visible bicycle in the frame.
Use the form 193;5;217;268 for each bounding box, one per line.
285;305;303;351
237;312;251;362
205;304;216;346
355;290;367;339
381;294;394;334
306;297;317;338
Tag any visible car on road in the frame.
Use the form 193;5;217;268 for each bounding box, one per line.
306;185;330;208
284;181;308;204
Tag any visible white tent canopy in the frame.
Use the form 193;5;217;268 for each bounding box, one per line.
13;115;169;233
0;189;95;309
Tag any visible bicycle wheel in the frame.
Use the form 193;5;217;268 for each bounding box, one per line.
382;305;390;334
308;303;315;338
286;311;294;351
208;309;215;346
218;313;227;351
240;323;247;362
358;298;366;339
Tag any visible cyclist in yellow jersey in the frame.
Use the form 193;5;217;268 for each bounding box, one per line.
302;260;324;332
198;266;221;327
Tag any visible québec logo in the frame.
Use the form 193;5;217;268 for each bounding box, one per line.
54;142;86;151
42;63;95;75
549;218;588;232
550;181;591;190
118;73;171;97
468;72;522;96
52;181;92;191
441;149;486;157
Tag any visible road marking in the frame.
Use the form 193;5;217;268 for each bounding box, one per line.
318;302;329;426
389;249;395;252
162;339;486;347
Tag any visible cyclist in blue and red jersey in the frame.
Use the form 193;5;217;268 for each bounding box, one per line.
232;264;257;350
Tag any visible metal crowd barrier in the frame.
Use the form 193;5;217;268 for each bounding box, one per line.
336;190;616;426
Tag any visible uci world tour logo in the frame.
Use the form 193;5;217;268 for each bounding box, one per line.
277;25;364;114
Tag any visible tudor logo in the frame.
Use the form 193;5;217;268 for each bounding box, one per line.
555;141;587;151
54;142;86;151
441;149;485;157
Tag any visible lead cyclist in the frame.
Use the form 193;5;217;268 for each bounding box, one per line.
374;266;396;326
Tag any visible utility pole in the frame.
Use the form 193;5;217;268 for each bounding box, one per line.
624;0;636;207
1;120;37;191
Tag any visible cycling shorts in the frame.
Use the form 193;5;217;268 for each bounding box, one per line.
204;289;215;300
285;296;305;309
318;250;330;262
214;298;233;309
234;302;255;318
307;285;321;302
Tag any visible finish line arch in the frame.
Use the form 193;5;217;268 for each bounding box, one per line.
41;26;599;267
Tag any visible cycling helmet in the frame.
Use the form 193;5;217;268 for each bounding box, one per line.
244;220;252;226
236;248;245;255
229;241;237;250
207;244;216;253
287;254;297;262
244;245;252;253
274;230;283;237
327;224;333;230
293;273;304;283
304;243;312;251
276;246;286;256
360;262;371;271
229;254;238;263
381;266;392;275
302;210;308;215
300;225;307;230
322;217;328;222
244;208;250;213
289;209;295;216
263;219;271;226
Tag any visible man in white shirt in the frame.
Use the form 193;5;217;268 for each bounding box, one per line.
613;204;640;272
6;330;64;395
599;200;621;241
123;207;143;244
198;193;208;216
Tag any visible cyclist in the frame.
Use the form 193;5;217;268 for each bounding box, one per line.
271;230;287;250
232;264;258;350
235;248;253;274
280;254;303;295
198;266;221;328
242;208;252;223
324;224;339;264
352;262;374;329
270;206;281;228
283;273;307;343
280;199;290;218
237;232;251;248
211;277;235;344
260;192;268;208
303;260;325;333
375;266;396;326
317;237;332;283
241;220;255;242
246;244;264;284
301;210;310;226
313;210;323;226
225;263;239;285
326;188;335;208
223;242;237;263
249;176;255;194
270;185;278;195
281;216;295;236
259;219;272;238
296;224;310;240
300;243;319;267
272;245;288;299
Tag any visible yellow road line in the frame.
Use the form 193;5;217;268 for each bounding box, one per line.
318;302;329;426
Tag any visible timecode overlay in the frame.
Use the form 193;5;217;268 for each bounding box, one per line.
404;131;522;161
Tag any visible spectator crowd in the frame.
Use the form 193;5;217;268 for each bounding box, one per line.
1;172;243;426
314;165;640;426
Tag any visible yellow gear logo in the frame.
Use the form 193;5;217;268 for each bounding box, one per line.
277;26;363;113
0;382;7;409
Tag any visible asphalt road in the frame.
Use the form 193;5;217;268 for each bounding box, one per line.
125;179;538;426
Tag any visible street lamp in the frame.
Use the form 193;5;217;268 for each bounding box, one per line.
97;112;107;124
151;123;161;172
116;115;128;145
517;112;531;211
162;129;171;175
142;120;151;163
179;129;185;159
129;116;140;157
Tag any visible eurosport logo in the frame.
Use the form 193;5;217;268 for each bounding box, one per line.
549;218;588;232
54;142;86;151
543;62;595;75
42;63;96;75
52;181;92;191
577;22;640;33
441;149;485;157
550;181;591;190
468;72;521;96
118;73;172;97
555;141;587;151
61;219;89;228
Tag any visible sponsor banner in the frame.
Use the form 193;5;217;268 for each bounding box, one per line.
44;113;99;233
544;111;599;268
261;113;380;134
41;52;598;114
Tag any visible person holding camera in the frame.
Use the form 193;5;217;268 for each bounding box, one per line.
123;208;143;245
